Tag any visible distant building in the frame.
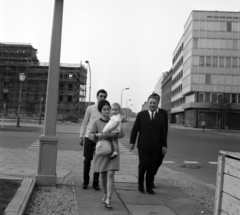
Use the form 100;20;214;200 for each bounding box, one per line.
0;43;87;118
154;72;168;108
141;101;148;111
161;69;173;122
160;10;240;129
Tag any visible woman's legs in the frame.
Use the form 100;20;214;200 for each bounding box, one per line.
101;172;107;201
106;170;115;205
101;172;108;192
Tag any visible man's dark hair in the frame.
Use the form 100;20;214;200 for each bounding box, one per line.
98;100;111;112
147;94;158;102
151;93;160;101
97;89;108;97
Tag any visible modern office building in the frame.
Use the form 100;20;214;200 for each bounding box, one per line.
160;10;240;129
0;43;87;118
154;73;167;108
161;69;173;122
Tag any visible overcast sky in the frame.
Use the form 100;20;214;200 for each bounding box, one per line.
1;0;239;113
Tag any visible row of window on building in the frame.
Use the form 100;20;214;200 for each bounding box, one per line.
192;38;240;50
193;21;240;32
59;83;74;90
192;56;240;68
172;57;183;75
172;84;182;97
173;43;184;64
198;92;240;103
59;95;73;102
171;97;185;108
60;73;74;80
192;74;240;85
172;70;183;86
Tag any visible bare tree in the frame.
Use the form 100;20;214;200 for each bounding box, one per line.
211;95;233;129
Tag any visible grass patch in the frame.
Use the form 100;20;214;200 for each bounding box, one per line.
0;179;21;215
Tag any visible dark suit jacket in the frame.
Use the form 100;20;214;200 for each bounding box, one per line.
130;110;166;151
157;108;168;135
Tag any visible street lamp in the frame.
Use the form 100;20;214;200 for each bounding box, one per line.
39;97;44;125
3;88;8;112
126;99;131;121
127;104;133;121
16;73;26;127
121;87;129;107
2;88;8;128
85;60;91;107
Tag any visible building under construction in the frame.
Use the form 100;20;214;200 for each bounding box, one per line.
0;42;87;118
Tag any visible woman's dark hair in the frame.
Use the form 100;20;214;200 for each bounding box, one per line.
97;89;108;97
98;100;111;112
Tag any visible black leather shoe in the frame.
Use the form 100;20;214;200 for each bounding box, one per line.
93;184;100;190
152;183;156;189
138;185;144;193
147;188;155;194
82;184;88;189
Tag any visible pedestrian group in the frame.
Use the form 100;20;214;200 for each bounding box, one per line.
79;89;168;209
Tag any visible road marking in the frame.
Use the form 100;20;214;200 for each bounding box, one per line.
209;162;218;164
119;142;133;154
28;140;39;149
184;161;199;164
27;141;219;166
163;161;175;164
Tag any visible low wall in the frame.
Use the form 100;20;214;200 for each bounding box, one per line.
214;151;240;215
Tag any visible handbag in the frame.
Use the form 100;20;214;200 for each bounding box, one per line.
95;139;111;156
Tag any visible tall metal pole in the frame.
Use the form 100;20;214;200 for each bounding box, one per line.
121;87;129;107
126;99;131;121
37;0;64;186
16;81;23;127
39;97;43;125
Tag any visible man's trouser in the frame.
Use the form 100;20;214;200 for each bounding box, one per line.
83;137;99;185
138;148;158;189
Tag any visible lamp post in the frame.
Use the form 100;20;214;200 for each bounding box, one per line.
39;97;44;125
85;60;91;107
36;0;64;186
127;104;133;121
16;73;26;127
126;99;131;121
121;87;129;107
2;88;8;128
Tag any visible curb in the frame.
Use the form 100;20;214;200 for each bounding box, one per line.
72;179;80;215
4;177;36;215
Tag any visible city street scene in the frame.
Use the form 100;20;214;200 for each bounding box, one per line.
1;0;240;215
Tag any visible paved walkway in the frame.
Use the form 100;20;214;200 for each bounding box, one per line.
0;121;215;215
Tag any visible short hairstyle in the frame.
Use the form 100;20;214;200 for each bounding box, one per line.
97;89;108;97
151;93;160;101
147;94;158;102
112;102;121;111
98;100;111;112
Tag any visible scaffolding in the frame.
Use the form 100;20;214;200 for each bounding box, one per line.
0;42;87;118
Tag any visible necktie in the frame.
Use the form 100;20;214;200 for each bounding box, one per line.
151;112;154;121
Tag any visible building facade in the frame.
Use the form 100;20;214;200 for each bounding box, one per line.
154;73;167;108
0;43;87;118
160;10;240;129
161;69;173;122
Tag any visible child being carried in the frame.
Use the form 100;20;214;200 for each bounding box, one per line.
102;103;122;159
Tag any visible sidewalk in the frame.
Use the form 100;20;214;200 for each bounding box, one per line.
0;122;214;215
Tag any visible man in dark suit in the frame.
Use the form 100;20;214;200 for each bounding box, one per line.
151;93;168;189
130;95;166;194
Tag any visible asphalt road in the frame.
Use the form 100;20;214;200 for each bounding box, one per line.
1;120;240;188
121;122;240;187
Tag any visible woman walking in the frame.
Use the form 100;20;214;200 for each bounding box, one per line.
89;100;124;209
